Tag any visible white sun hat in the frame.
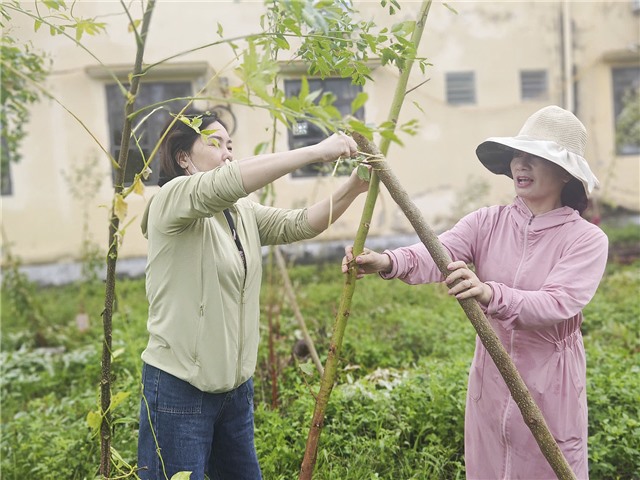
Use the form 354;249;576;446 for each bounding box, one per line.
475;105;599;196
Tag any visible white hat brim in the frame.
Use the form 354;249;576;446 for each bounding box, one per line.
476;135;599;196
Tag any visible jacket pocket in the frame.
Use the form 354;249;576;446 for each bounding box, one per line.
468;341;487;402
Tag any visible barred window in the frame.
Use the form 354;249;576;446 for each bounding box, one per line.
520;70;548;100
612;66;640;155
106;81;193;186
284;78;364;177
446;72;476;105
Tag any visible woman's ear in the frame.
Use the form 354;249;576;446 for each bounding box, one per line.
177;151;189;170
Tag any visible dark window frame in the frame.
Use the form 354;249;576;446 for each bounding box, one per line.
105;81;193;186
446;71;476;105
520;69;548;100
284;78;364;178
612;66;640;155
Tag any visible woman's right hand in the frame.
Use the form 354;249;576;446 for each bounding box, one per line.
341;246;392;279
315;132;357;163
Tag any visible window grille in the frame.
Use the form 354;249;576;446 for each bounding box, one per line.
520;70;548;100
106;81;193;186
446;72;476;105
284;78;364;177
612;66;640;155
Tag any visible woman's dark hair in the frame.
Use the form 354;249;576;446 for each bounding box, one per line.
157;109;227;186
561;178;588;215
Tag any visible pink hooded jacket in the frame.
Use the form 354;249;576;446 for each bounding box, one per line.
381;196;608;479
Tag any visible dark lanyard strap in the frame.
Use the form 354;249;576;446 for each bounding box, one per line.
223;209;246;269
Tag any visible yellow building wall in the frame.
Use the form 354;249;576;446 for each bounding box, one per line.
2;1;638;265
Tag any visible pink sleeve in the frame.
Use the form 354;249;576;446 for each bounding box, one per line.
486;228;608;330
380;212;480;284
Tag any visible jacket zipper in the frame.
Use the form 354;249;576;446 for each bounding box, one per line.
235;270;247;387
223;209;248;388
194;222;207;366
500;213;533;478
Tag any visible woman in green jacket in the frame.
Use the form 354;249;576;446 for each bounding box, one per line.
137;109;368;480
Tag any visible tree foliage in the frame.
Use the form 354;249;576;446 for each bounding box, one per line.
616;88;640;152
0;28;49;175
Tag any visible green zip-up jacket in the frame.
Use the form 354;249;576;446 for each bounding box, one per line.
140;162;319;393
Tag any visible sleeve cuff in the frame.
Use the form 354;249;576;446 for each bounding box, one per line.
378;251;398;280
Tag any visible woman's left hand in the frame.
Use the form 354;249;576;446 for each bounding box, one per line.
445;261;493;306
347;164;371;195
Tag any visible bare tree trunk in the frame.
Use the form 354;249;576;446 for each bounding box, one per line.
266;248;280;410
100;1;156;477
298;2;433;478
353;133;577;480
275;247;324;376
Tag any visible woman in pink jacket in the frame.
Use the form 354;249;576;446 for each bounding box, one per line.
342;106;608;479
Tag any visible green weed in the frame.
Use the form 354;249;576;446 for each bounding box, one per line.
0;258;638;478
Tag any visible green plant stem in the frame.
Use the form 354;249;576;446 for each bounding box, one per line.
298;2;433;478
99;1;156;477
354;134;577;480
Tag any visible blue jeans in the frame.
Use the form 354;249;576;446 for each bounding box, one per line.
137;363;262;480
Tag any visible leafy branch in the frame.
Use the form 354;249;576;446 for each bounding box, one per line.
299;2;434;478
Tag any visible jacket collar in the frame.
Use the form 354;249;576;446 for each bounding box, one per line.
511;196;580;232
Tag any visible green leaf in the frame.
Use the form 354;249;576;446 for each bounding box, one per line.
299;76;309;100
412;101;425;114
112;346;126;359
253;141;269;155
43;0;64;11
391;20;415;37
128;19;141;33
357;163;371;182
114;194;128;222
283;18;302;36
299;361;315;376
380;129;403;146
443;3;459;15
351;92;368;114
86;410;102;432
274;35;290;50
191;117;203;131
170;473;192;480
109;391;130;412
348;119;373;139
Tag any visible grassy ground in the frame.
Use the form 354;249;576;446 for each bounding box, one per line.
1;243;639;478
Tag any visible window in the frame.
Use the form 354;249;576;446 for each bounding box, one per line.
284;78;364;177
520;70;548;100
612;66;640;155
106;81;193;186
446;72;476;105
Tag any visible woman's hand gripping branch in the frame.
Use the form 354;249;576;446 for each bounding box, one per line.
341;246;392;279
445;261;493;306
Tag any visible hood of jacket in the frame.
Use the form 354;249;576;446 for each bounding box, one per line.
510;195;582;233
